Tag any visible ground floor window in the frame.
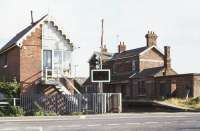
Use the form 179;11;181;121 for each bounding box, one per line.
138;81;146;96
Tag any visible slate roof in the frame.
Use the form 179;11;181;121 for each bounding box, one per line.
110;73;131;84
0;15;47;53
88;51;113;62
110;46;147;60
130;67;164;79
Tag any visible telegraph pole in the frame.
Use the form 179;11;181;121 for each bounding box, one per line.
98;19;104;93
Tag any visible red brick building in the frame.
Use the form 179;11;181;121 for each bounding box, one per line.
86;31;200;99
0;14;78;95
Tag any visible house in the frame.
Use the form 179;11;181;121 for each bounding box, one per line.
85;31;200;99
0;13;79;95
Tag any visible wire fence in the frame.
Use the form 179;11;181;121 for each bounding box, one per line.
20;93;122;114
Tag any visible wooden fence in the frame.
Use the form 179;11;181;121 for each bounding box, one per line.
20;93;122;114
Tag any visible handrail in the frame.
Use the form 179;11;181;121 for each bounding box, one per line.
44;68;81;94
64;77;81;94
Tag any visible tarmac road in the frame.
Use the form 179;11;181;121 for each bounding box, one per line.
0;112;200;131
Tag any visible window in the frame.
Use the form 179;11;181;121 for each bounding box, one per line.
0;53;8;67
113;61;132;73
43;50;52;69
138;81;146;96
54;50;62;72
63;51;71;70
132;60;136;71
113;63;119;73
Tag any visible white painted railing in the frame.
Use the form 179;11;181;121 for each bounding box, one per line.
20;93;122;114
43;68;80;95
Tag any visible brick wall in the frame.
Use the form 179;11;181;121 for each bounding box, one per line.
130;74;200;99
0;47;20;81
193;75;200;97
131;78;156;99
155;74;196;98
139;48;164;71
20;25;42;94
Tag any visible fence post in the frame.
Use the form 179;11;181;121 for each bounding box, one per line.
118;93;122;113
55;95;58;113
13;98;16;106
104;93;106;113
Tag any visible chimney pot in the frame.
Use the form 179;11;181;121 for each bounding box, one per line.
145;31;158;47
118;41;126;53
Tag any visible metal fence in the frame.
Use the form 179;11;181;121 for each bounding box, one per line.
20;93;122;114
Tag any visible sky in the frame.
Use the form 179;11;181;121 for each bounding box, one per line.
0;0;200;77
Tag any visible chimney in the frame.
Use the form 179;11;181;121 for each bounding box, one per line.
101;44;108;53
145;31;158;47
31;10;34;25
118;41;126;53
164;46;171;75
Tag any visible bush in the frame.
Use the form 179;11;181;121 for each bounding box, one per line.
0;106;25;116
11;106;25;116
0;81;20;98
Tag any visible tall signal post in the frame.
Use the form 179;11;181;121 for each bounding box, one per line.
98;19;104;93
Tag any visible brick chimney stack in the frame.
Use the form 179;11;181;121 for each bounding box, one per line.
118;41;126;53
164;46;171;75
145;31;158;47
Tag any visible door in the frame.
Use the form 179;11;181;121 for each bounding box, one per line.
160;83;171;98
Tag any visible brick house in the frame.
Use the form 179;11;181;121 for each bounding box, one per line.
85;31;200;99
0;14;79;95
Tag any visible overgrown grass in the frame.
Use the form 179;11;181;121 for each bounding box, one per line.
0;106;25;117
163;97;200;110
69;112;83;116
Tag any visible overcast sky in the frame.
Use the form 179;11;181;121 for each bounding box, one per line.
0;0;200;77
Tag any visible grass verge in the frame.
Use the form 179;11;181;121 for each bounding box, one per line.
163;97;200;110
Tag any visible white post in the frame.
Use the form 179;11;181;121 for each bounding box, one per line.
103;93;106;113
13;98;16;106
45;67;48;82
118;93;122;113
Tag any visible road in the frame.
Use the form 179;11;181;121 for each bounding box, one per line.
0;112;200;131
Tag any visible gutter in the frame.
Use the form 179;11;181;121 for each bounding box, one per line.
0;44;17;55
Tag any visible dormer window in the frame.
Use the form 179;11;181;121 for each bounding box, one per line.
132;60;136;71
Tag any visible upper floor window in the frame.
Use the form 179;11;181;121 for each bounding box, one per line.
0;53;8;67
113;61;132;73
132;60;136;71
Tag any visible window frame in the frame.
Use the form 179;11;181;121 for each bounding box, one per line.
132;60;136;71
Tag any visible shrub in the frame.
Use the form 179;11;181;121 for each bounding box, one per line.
25;109;58;116
0;81;20;98
11;106;25;116
0;106;25;116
